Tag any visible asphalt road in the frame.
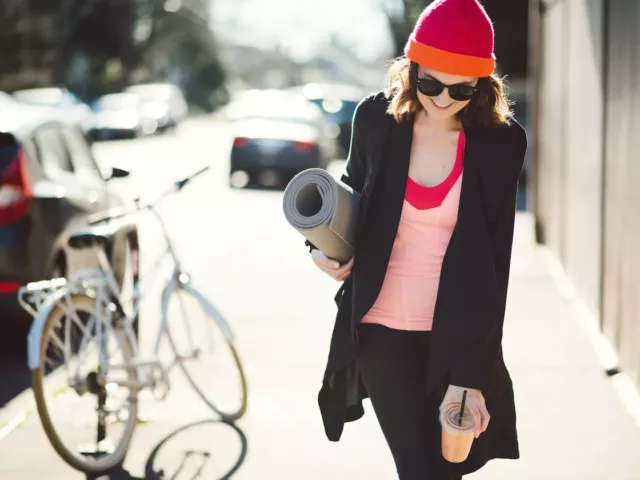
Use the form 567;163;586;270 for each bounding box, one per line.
0;116;396;479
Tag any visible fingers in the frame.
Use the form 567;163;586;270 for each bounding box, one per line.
474;393;490;435
470;405;482;438
335;272;351;281
478;402;491;434
439;386;490;439
311;251;354;280
312;250;340;269
333;257;354;281
312;252;340;271
470;404;490;438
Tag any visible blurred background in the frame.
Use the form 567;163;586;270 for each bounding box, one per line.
0;0;639;479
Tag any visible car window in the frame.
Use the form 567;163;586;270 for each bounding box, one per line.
33;125;73;176
21;138;38;167
59;126;105;183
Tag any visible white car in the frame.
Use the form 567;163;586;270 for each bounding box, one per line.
90;93;158;141
124;83;188;133
12;87;95;135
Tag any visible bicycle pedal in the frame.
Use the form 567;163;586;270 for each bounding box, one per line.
77;438;116;457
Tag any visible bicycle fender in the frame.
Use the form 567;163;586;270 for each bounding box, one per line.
26;287;72;371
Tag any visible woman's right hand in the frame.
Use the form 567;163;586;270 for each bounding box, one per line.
311;250;354;281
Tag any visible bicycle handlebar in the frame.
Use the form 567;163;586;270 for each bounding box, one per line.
175;165;210;191
88;165;211;226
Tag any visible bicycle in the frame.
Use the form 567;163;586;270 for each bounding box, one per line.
17;166;248;475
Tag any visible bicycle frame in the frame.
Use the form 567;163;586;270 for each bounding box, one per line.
23;190;235;390
11;166;252;474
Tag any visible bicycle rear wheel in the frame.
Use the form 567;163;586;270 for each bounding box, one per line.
31;293;138;474
165;285;247;421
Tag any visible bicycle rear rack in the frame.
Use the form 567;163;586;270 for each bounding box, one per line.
17;269;107;318
17;278;68;318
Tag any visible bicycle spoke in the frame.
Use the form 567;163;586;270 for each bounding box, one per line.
47;330;65;358
44;354;59;370
75;332;98;379
63;299;93;339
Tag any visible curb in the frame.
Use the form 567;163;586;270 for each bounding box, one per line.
541;246;640;429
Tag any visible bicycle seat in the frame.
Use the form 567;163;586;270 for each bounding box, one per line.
68;231;109;250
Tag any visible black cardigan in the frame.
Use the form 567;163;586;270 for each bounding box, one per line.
310;91;527;476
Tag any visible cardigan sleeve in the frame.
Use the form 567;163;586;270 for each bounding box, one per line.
448;125;528;394
305;95;371;253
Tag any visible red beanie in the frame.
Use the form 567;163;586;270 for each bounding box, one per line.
404;0;495;77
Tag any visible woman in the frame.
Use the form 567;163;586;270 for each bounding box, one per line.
305;0;527;478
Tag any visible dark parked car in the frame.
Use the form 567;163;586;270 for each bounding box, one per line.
227;89;338;187
288;83;365;159
0;102;138;328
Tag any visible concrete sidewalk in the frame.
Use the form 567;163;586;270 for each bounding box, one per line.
467;214;640;480
225;211;640;480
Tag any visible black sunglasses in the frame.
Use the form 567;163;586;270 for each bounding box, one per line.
415;72;478;102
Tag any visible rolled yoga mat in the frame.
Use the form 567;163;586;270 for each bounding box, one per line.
283;168;360;264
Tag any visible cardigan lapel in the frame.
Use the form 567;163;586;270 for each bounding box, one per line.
387;115;414;198
350;116;413;330
425;123;504;395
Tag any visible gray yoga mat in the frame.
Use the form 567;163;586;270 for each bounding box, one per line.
283;168;360;263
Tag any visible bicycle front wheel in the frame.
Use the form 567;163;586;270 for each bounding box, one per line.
31;293;138;474
165;286;247;421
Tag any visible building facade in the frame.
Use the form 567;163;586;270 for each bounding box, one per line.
528;0;640;390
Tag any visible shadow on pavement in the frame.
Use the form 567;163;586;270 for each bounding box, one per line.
92;419;248;480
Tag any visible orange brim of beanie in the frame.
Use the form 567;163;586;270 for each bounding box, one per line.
405;37;495;77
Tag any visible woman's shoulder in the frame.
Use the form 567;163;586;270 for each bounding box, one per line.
470;118;528;186
360;90;389;107
501;119;527;172
350;90;396;147
485;117;528;156
354;90;393;121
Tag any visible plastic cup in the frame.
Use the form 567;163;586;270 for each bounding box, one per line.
439;402;475;463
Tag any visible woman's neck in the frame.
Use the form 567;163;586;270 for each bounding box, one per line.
415;109;461;133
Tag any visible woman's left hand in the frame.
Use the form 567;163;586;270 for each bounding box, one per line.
439;384;490;438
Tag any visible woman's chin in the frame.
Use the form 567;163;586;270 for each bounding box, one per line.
424;103;458;120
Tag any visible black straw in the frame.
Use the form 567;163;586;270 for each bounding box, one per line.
458;390;467;427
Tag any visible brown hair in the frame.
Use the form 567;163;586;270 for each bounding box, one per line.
384;56;512;126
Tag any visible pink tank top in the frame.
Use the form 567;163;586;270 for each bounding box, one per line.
360;130;465;331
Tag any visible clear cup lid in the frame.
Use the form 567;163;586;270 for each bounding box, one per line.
445;405;474;429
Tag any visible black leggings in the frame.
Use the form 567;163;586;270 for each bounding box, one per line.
356;323;464;480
